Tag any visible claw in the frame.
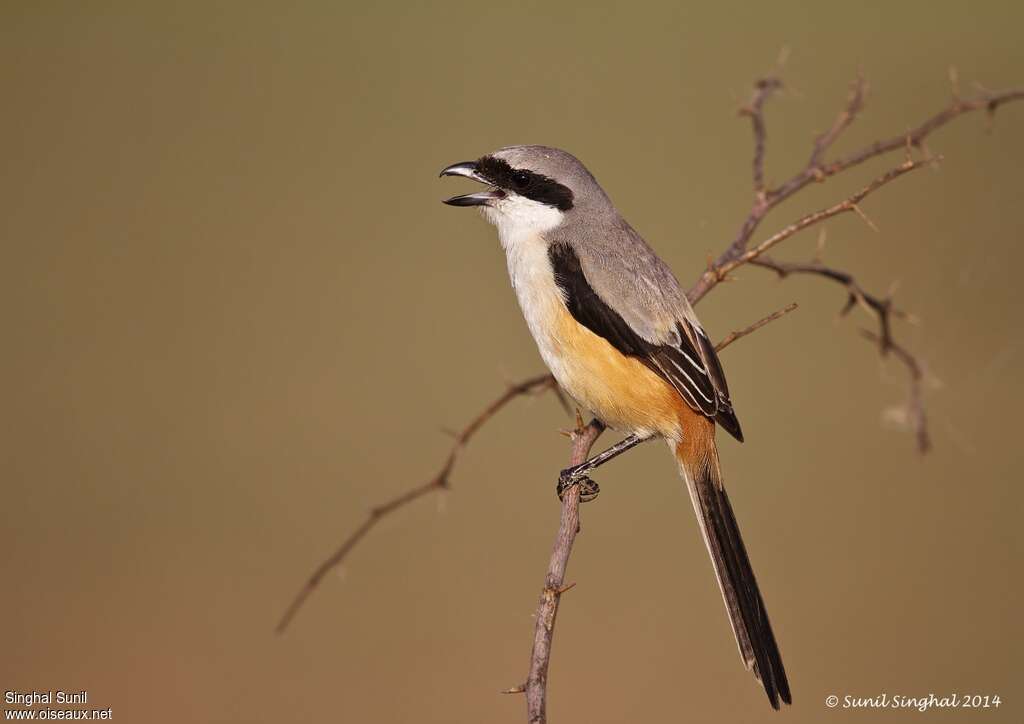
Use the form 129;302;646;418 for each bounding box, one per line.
555;466;600;503
577;476;600;502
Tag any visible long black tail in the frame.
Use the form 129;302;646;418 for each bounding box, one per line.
676;440;791;709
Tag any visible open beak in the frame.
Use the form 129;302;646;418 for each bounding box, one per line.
439;161;505;207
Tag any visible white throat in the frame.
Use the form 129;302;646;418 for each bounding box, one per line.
480;194;565;252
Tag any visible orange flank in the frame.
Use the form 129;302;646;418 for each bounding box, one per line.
549;302;690;440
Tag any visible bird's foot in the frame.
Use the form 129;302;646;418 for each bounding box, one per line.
556;465;600;503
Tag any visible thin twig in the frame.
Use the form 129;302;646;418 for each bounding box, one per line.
740;77;784;196
818;87;1024;184
751;258;911;348
715;302;799;353
861;330;931;452
276;373;557;634
808;72;868;169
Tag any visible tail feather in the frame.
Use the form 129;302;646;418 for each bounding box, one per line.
675;437;791;709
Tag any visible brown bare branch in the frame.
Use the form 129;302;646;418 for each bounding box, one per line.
739;77;784;196
524;418;605;724
275;373;557;634
715;302;799;353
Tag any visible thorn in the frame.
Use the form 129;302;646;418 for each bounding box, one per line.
558;429;574;438
775;45;791;70
574;408;585;432
439;426;459;439
854;66;866;89
948;65;961;100
785;82;805;101
919;140;941;171
984;103;997;133
501;684;526;695
557;582;577;595
814;228;827;261
850;203;878;232
857;327;885;351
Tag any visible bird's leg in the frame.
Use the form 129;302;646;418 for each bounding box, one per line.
556;433;655;502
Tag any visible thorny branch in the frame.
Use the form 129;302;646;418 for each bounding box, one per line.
523;418;605;724
741;77;784;195
281;68;1022;724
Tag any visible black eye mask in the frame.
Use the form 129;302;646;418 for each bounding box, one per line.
475;156;575;211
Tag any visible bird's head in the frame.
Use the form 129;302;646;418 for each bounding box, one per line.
440;145;608;243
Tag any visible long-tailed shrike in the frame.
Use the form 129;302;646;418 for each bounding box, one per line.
441;146;790;709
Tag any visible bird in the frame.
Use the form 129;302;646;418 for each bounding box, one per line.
440;145;791;710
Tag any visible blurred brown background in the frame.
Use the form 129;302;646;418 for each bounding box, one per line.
2;2;1022;722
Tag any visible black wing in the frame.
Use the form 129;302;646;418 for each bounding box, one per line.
549;242;743;442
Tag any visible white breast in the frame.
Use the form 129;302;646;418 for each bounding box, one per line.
481;197;571;384
504;233;571;378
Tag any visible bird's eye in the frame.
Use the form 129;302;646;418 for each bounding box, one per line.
511;170;531;189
